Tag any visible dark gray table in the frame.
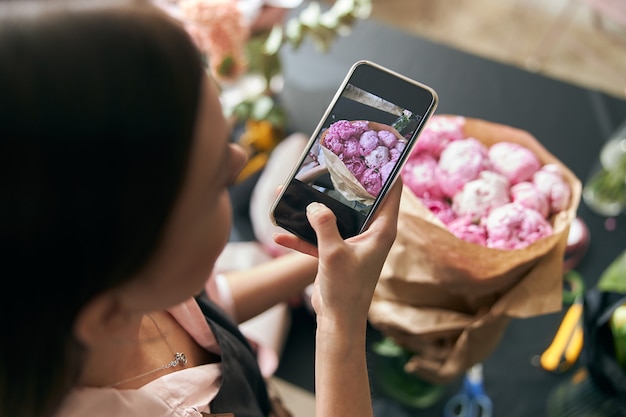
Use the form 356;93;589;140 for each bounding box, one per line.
231;13;626;417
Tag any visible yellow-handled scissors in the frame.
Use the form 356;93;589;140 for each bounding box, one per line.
540;297;584;373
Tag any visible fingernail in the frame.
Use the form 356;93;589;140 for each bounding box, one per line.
307;202;323;214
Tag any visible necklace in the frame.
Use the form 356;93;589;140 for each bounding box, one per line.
108;314;187;388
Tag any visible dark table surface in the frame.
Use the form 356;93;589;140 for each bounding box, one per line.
230;14;626;417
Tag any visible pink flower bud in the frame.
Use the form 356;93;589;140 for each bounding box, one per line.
532;164;571;214
413;115;465;159
378;129;398;148
325;120;367;143
488;141;541;184
401;153;443;199
510;181;549;218
452;171;510;221
361;168;383;197
365;145;390;170
323;135;344;155
484;203;553;250
419;197;456;224
343;157;367;180
359;130;379;156
380;161;396;183
390;140;406;162
341;138;360;159
437;138;492;197
447;215;487;246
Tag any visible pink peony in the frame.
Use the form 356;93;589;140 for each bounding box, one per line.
412;115;465;159
484;203;553;250
365;145;390;169
533;164;571;214
447;215;487;246
325;120;367;144
390;140;406;162
488;141;541;184
452;171;510;221
437;138;492;197
323;134;344;155
342;138;360;159
401;153;443;199
419;197;456;224
343;157;367;180
361;168;383;197
359;130;379;156
510;181;549;218
351;120;369;132
378;129;398;148
380;161;396;183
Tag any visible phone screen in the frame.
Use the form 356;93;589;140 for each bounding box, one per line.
271;61;438;245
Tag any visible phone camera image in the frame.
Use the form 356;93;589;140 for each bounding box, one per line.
271;61;438;245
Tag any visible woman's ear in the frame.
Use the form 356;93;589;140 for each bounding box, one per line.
73;291;130;347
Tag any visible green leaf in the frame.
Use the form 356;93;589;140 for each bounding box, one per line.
319;10;340;28
217;55;236;78
376;355;445;409
331;0;356;16
265;108;287;129
231;101;253;121
598;250;626;294
611;304;626;368
263;25;284;56
372;337;407;357
309;27;336;52
285;17;303;40
354;2;372;19
299;2;322;27
251;95;275;120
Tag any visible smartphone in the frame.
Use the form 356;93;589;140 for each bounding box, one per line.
270;60;438;245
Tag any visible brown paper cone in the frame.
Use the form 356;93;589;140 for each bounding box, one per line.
368;115;582;383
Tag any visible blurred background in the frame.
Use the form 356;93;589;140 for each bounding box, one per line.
369;0;626;99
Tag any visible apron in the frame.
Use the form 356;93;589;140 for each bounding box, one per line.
195;293;272;417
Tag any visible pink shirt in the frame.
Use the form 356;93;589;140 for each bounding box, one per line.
55;274;256;417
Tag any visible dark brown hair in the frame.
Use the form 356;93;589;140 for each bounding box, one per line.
0;1;204;415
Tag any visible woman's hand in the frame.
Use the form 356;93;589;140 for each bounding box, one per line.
274;179;402;326
294;162;328;185
274;179;402;417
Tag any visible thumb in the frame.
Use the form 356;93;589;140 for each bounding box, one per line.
306;202;342;247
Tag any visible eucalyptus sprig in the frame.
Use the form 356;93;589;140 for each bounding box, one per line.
263;0;372;55
234;0;372;130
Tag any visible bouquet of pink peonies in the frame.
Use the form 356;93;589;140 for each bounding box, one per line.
319;120;406;205
368;115;582;383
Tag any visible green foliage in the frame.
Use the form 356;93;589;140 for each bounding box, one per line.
611;304;626;369
234;0;372;131
231;95;287;128
373;338;445;409
263;0;372;56
245;36;282;85
598;250;626;294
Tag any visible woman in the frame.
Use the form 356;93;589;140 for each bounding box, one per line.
0;1;402;416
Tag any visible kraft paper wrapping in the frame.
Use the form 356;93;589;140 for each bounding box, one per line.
368;116;582;384
320;146;375;204
320;121;405;205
